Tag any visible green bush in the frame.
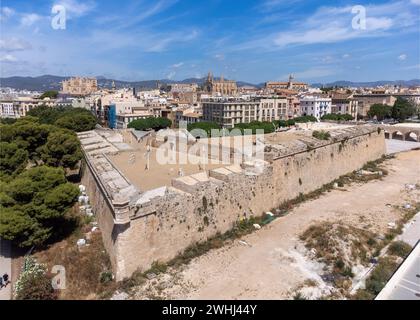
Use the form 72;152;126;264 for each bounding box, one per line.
100;271;114;284
365;257;398;295
321;114;354;121
312;130;331;140
294;115;318;123
273;120;288;128
387;241;412;258
14;257;57;300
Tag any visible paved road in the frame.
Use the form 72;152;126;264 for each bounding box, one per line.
386;139;420;154
0;238;12;300
376;242;420;300
399;212;420;247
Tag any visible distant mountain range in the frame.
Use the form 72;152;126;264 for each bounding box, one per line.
1;75;419;92
311;79;420;88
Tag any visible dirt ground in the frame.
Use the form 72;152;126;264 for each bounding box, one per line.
130;150;420;300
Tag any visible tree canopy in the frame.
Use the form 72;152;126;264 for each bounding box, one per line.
0;117;82;170
187;122;222;137
0;142;29;178
27;105;97;132
391;97;417;121
233;121;275;135
39;91;59;100
367;104;392;121
321;113;354;121
128;117;172;131
0;166;79;247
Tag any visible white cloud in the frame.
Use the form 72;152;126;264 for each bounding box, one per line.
366;17;393;30
398;54;407;61
0;54;18;63
401;64;420;70
321;55;334;63
0;7;15;21
291;66;336;80
342;54;351;59
214;54;225;61
411;0;420;5
233;1;419;52
53;0;96;18
0;38;32;52
146;30;198;52
166;71;176;79
171;62;184;68
20;13;42;27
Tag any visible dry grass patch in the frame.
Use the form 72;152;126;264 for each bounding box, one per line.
34;209;117;300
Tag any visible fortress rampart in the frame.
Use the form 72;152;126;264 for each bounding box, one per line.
78;126;386;280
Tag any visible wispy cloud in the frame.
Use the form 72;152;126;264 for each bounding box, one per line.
171;62;184;68
401;64;420;70
20;13;43;27
0;7;15;21
0;54;18;63
398;54;407;61
53;0;96;18
232;1;419;52
102;0;179;30
292;66;337;80
0;38;33;52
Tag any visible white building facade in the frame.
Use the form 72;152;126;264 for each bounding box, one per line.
300;96;332;120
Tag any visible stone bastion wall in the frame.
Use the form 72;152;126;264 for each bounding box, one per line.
78;126;386;281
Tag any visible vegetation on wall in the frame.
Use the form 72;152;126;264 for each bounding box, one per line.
312;130;331;140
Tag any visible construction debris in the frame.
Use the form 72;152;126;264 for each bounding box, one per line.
77;239;86;247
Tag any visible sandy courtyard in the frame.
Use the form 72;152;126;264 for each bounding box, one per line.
130;150;420;300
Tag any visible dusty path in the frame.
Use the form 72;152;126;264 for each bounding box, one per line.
0;239;11;300
132;150;420;300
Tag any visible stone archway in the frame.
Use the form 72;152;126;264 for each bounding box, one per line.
384;131;390;139
391;131;404;141
405;131;419;142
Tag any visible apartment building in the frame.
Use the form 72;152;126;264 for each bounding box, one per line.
202;96;288;128
331;93;359;118
300;96;332;120
0;97;57;118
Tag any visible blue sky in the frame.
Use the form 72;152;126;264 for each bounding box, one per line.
1;0;419;83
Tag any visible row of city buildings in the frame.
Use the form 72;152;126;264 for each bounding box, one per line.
1;74;420;129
